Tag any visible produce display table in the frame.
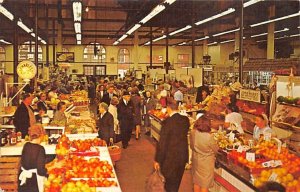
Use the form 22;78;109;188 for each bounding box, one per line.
0;142;56;156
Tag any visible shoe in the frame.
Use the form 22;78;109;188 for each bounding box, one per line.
122;144;128;149
145;131;150;136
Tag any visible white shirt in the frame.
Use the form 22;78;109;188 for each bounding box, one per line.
108;104;119;133
174;90;183;102
225;112;244;133
160;89;167;97
253;125;272;140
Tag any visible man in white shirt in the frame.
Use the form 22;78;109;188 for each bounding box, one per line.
224;104;244;134
174;88;183;105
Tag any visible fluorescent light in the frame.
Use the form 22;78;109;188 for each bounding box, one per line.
251;28;289;38
17;20;32;33
126;24;141;35
140;5;165;24
0;39;11;44
72;2;82;22
178;42;186;46
113;41;119;45
144;41;150;45
169;25;192;36
76;34;81;41
256;40;267;43
117;34;128;42
0;5;14;21
213;28;240;37
220;39;235;44
298;26;300;29
153;35;166;42
195;8;235;26
243;0;264;8
275;35;288;40
250;11;300;27
195;36;209;42
0;0;4;4
290;34;300;37
77;40;81;45
164;0;176;5
41;40;46;44
74;22;81;33
207;41;217;46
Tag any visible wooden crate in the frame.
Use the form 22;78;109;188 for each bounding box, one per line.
0;157;21;192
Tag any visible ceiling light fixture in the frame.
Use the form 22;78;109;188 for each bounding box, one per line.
290;34;300;37
140;5;165;24
169;25;192;36
164;0;176;5
17;20;32;33
195;8;235;26
250;11;300;27
153;35;167;42
77;40;81;45
213;28;240;37
243;0;264;8
256;39;267;43
76;34;82;41
41;40;46;44
178;42;186;46
72;2;82;22
126;24;141;35
251;27;289;38
144;41;150;46
220;39;235;44
275;35;288;40
195;36;209;42
0;4;14;21
85;6;89;12
74;22;81;33
0;39;11;44
207;41;218;46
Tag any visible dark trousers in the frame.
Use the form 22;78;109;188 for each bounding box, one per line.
162;163;186;192
120;124;133;146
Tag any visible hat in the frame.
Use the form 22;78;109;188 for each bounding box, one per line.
28;124;45;139
123;91;131;96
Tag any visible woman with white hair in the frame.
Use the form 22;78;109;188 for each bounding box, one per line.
253;113;275;140
108;96;120;142
97;102;114;144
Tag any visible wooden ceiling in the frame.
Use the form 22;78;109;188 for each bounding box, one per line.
0;0;299;46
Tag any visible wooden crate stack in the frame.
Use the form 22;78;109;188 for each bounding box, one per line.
0;157;21;191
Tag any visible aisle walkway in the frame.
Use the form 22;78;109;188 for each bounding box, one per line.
114;133;193;192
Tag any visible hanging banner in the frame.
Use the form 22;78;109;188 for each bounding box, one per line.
240;89;261;103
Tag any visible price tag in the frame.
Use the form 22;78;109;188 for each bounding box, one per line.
268;172;278;181
273;160;282;167
228;132;235;143
262;160;272;168
246;152;255;162
237;146;243;153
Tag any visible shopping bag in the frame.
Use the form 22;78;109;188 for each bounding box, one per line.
145;169;166;192
108;138;121;162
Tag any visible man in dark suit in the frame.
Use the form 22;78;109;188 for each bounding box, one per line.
154;98;190;192
117;91;134;149
101;84;117;105
97;102;114;145
13;93;36;138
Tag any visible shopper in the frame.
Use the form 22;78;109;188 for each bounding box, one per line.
224;104;244;134
18;124;48;192
101;84;117;106
174;87;183;105
52;101;67;126
158;85;167;108
154;98;190;192
87;80;96;104
196;84;210;103
143;90;157;136
36;92;48;113
97;102;114;145
117;91;134;149
131;87;142;140
253;113;274;140
190;115;219;192
108;96;120;142
13;93;36;138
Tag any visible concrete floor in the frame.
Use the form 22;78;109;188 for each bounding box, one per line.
114;132;194;192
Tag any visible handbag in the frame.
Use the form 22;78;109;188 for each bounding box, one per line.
145;169;166;192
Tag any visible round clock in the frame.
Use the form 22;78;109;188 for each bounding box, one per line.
17;60;37;81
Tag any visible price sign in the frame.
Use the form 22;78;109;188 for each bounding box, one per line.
246;152;255;162
240;89;261;103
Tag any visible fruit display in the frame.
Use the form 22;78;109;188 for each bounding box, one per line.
236;100;267;115
66;119;97;134
61;181;96;192
277;96;300;105
55;134;71;159
70;138;107;152
213;131;246;150
71;90;89;106
148;109;169;120
272;104;300;127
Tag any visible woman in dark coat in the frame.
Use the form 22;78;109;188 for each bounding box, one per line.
130;87;142;140
143;90;157;135
154;99;190;192
19;124;48;192
97;102;114;145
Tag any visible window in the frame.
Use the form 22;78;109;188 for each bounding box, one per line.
0;47;5;62
177;54;189;68
83;65;106;76
18;41;43;62
83;43;106;62
118;48;130;63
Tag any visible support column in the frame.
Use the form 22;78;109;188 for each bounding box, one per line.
13;18;18;83
238;0;244;83
192;26;195;68
133;31;139;70
150;27;153;68
203;29;208;55
267;5;275;59
34;0;38;88
234;18;240;51
52;20;56;67
57;23;62;52
165;28;169;74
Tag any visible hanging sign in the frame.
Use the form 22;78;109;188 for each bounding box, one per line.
17;60;37;81
239;89;261;103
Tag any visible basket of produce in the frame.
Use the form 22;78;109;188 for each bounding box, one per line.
108;145;121;162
